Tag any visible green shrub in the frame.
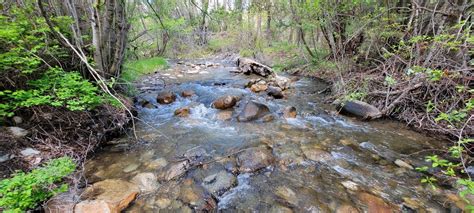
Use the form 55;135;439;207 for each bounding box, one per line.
0;67;105;117
0;157;76;212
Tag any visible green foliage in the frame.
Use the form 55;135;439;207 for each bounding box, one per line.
0;157;76;212
120;57;167;94
121;57;168;83
0;67;105;117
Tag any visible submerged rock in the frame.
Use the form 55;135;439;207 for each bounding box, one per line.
179;179;217;211
174;107;190;117
237;147;274;172
338;100;382;119
357;192;394;213
202;170;236;196
283;106;297;118
158;160;189;181
131;172;160;193
275;186;298;207
262;114;275;122
301;145;332;162
157;91;177;104
216;110;233;121
341;180;359;191
267;86;284;99
75;179;139;213
237;101;270;122
213;95;238;110
336;204;360;213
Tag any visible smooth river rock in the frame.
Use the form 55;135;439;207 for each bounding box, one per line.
267;86;284;99
174;107;190;117
237;101;270;122
213;95;239;110
181;90;195;97
158;160;189;181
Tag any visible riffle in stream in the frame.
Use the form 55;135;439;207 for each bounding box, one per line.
85;58;463;212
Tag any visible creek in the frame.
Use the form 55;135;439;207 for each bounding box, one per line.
84;57;461;212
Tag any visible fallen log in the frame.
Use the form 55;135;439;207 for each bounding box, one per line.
236;58;274;77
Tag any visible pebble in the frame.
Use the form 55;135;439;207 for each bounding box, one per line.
123;163;139;173
394;159;414;170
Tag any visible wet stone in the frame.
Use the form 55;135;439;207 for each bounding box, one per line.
213;95;239;110
216;110;233;121
283;106;297;118
181;90;195;97
131;172;160;193
174;106;190;117
202;170;237;196
179;179;217;211
237;101;270;122
123;163;139;173
301;145;332;162
267;86;284;99
158;160;189;181
237;147;274;173
156;91;177;104
75;179;139;213
275;186;298;207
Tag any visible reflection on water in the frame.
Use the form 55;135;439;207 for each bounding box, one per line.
85;59;459;212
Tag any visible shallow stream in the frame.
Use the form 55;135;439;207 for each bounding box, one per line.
85;58;462;212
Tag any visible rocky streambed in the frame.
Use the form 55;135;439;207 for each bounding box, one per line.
51;57;468;212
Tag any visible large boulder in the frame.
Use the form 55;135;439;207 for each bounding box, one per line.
157;91;177;104
237;58;274;77
75;179;139;213
237;147;274;172
338;100;382;119
237;101;270;122
212;95;239;110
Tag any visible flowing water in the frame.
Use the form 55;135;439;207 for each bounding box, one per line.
85;58;462;212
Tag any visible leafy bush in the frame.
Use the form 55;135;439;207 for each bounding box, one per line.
0;68;105;117
0;157;76;212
